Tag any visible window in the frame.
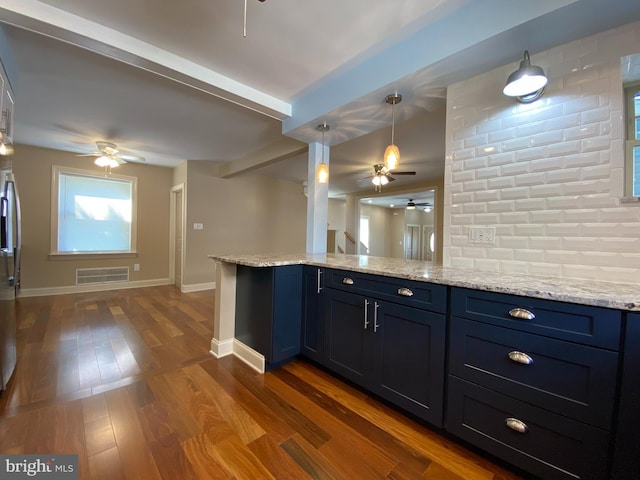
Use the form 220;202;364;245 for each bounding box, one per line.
625;83;640;196
51;166;137;255
359;216;369;254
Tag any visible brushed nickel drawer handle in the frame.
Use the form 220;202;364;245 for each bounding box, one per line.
342;277;354;285
397;287;414;297
505;417;529;434
508;307;535;320
508;351;534;365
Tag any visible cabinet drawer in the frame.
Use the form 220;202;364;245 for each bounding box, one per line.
326;269;446;313
447;376;611;480
449;317;618;430
450;287;621;349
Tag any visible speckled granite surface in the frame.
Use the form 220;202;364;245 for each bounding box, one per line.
208;253;640;311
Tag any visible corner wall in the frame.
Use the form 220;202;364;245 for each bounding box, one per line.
444;20;640;284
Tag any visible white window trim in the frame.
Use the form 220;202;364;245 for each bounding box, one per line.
624;82;640;198
50;165;138;258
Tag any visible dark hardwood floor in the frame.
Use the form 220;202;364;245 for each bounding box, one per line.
0;286;522;479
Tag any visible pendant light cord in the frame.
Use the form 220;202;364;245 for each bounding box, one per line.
243;0;247;37
391;101;395;146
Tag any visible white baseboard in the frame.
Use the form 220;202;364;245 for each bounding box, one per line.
232;339;265;373
210;337;234;358
182;282;215;293
20;278;172;298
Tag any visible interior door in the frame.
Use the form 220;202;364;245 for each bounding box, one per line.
405;225;420;260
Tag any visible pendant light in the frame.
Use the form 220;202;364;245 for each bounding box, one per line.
316;122;330;184
503;50;548;103
383;93;402;171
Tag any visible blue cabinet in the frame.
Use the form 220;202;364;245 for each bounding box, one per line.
611;312;640;479
234;265;302;369
323;269;447;426
447;287;622;480
301;266;325;364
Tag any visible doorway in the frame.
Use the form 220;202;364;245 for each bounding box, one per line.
405;224;420;260
169;184;185;289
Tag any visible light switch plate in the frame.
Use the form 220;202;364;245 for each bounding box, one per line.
193;223;204;230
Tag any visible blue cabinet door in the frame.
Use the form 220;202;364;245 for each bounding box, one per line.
372;301;446;426
301;266;324;364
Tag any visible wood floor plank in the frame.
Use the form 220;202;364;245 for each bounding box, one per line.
179;364;266;445
181;433;234;480
268;366;432;476
0;286;521;480
200;356;331;448
104;386;163;480
283;360;518;480
87;445;125;480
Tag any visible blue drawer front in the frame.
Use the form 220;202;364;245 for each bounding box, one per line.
450;287;621;349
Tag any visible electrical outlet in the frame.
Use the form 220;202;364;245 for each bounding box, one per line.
469;227;496;245
134;263;140;272
193;223;204;230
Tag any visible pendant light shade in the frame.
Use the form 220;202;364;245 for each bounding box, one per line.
316;122;330;184
384;93;402;170
503;50;548;103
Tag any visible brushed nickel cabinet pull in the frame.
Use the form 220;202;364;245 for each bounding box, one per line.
397;287;414;297
508;307;535;320
374;302;380;333
508;351;534;365
505;417;529;434
343;277;354;285
364;299;369;329
317;269;322;294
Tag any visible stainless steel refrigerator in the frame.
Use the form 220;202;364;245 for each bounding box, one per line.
0;171;20;392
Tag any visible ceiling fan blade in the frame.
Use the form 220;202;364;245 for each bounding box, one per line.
76;153;100;157
390;171;416;175
119;154;146;163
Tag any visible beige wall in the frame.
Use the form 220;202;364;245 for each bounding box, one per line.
184;160;307;285
359;204;393;257
12;144;172;291
327;198;346;253
444;20;640;283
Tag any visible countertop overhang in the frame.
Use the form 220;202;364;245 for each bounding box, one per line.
208;253;640;311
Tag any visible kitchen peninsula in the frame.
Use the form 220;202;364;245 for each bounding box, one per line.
208;253;640;480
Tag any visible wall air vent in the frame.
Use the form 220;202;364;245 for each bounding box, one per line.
76;267;129;285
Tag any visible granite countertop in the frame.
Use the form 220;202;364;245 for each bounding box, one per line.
208;253;640;311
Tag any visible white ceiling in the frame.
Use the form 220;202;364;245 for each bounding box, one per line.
1;0;639;197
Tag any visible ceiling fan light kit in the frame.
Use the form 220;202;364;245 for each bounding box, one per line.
383;93;402;171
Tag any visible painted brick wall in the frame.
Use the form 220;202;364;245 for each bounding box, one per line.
444;20;640;284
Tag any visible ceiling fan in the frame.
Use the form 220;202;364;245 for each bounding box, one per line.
404;199;432;210
363;164;416;191
79;141;146;167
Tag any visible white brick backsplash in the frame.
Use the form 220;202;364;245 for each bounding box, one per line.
487;176;515;190
501;162;530;177
563;151;602;168
581;106;610;124
528;262;563;277
581;164;611;180
562;179;610;196
547;113;581;131
515;172;547;187
501;187;529;200
529;157;562;173
529;236;563;250
444;20;640;284
475;213;501;224
474;190;501;202
487;152;516;166
473;259;501;272
545;140;581;157
564;124;600;141
563;209;599;223
487;200;515;213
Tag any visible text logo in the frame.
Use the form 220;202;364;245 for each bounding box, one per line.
0;455;78;479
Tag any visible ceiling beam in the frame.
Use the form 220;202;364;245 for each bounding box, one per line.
0;0;292;120
217;137;307;178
